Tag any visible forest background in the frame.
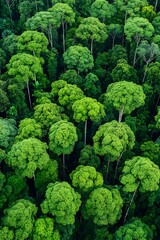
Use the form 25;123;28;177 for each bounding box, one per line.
0;0;160;239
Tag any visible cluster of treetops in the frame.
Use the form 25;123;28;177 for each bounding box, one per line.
1;0;160;239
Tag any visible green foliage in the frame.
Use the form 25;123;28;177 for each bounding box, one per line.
140;141;160;165
155;107;160;128
76;17;107;43
124;17;154;42
72;97;105;123
3;199;37;240
58;83;85;110
7;138;50;178
0;227;14;240
63;45;94;73
108;45;128;67
49;3;75;25
84;73;102;98
17;30;49;56
141;5;156;22
79;145;101;168
90;0;116;23
33;102;62;134
111;59;138;83
115;219;153;239
49;120;78;155
51;0;75;7
15;118;42;142
50;80;67;101
60;70;84;86
152;15;160;35
0;118;17;150
93;120;135;160
83;187;123;225
7;53;43;86
104;81;146;115
41;182;81;225
70;165;103;192
120;156;160;192
0;89;10;113
35;160;58;196
0;171;5;191
33;217;60;240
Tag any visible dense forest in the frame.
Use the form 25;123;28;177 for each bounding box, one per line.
1;0;160;239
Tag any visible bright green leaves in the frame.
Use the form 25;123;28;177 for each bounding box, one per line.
155;107;160;129
76;17;107;54
7;138;50;178
41;182;81;225
120;156;160;192
93;120;135;161
49;120;78;155
7;53;43;85
33;217;60;240
15;118;42;142
115;219;153;240
63;45;94;73
33;103;62;134
124;17;154;43
17;30;49;56
83;187;123;225
72;97;105;123
58;84;85;110
70;165;103;192
0;227;14;240
3;199;37;240
104;81;146;118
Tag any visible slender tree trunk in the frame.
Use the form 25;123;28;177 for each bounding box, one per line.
133;40;140;67
34;0;38;12
26;82;32;108
123;187;138;224
106;160;110;182
112;36;115;47
122;12;127;46
155;0;158;11
84;120;87;145
5;0;13;28
91;38;93;55
142;63;149;84
113;152;123;184
62;20;65;53
48;24;53;49
118;106;124;122
34;74;37;84
62;153;66;180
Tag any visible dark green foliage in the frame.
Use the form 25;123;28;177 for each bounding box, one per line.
79;145;101;169
0;118;17;150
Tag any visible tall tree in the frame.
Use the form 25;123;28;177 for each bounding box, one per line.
104;81;146;122
124;17;154;66
76;17;107;55
63;45;94;73
49;120;78;178
7;138;50;178
26;11;58;49
41;182;81;225
72;97;105;145
121;156;160;223
49;3;75;52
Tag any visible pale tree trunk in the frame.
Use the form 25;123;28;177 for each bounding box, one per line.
84;120;87;145
133;39;140;67
26;82;32;108
112;35;116;47
154;0;158;11
5;0;13;28
62;154;66;180
34;0;38;12
113;152;123;184
142;63;149;84
91;38;94;55
106;160;110;182
123;187;138;224
122;12;127;46
48;24;53;49
118;106;124;122
62;20;65;53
